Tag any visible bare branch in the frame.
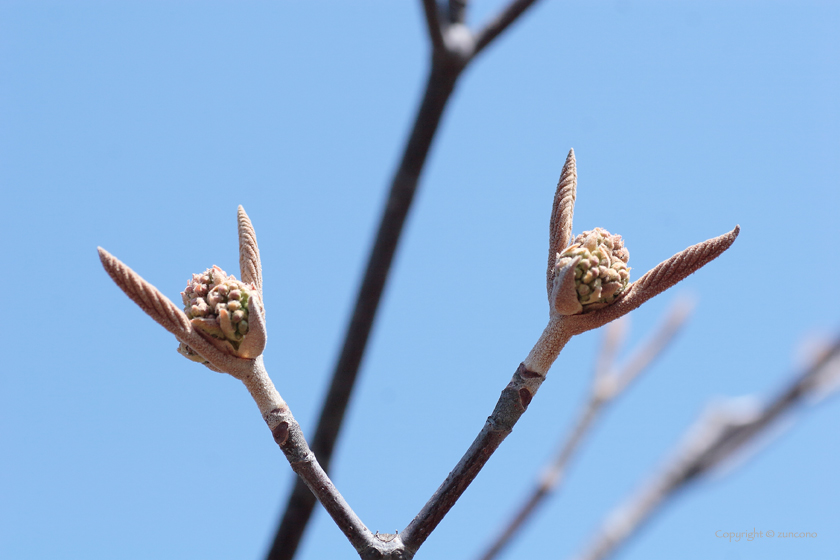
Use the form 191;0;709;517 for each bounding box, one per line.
565;226;739;336
607;297;694;397
401;356;567;554
261;369;375;556
398;317;577;554
476;301;691;560
593;315;626;383
572;336;840;560
421;0;446;53
547;149;577;297
267;4;564;556
523;315;574;375
473;0;542;57
266;60;463;560
238;205;263;294
476;399;599;560
403;290;686;555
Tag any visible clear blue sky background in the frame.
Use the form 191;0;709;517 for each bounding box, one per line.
1;2;838;559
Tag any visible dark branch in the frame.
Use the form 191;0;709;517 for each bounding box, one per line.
421;0;446;53
266;3;552;557
473;0;541;57
266;61;461;560
448;0;467;24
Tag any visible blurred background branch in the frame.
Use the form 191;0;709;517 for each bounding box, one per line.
570;335;840;560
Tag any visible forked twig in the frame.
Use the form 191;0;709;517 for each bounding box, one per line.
102;138;738;560
476;299;693;560
267;3;550;558
571;336;840;560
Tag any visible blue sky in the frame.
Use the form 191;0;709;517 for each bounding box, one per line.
1;2;838;559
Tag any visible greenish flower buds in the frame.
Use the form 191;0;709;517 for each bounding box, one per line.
177;265;261;361
555;227;630;313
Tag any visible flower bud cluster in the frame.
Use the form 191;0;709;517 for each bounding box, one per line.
177;265;257;361
556;227;630;312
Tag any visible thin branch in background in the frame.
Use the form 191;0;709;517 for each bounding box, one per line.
592;308;626;381
605;298;693;397
266;2;544;558
475;298;693;560
570;336;840;560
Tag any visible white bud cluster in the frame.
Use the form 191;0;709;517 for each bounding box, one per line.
182;266;251;339
556;227;630;312
177;266;257;361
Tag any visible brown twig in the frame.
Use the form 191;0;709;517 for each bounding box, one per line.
401;359;572;554
100;215;379;557
264;381;376;556
571;336;840;560
476;300;693;560
401;148;736;554
266;3;551;558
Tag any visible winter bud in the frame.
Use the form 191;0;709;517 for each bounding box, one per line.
177;265;264;362
553;227;631;314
